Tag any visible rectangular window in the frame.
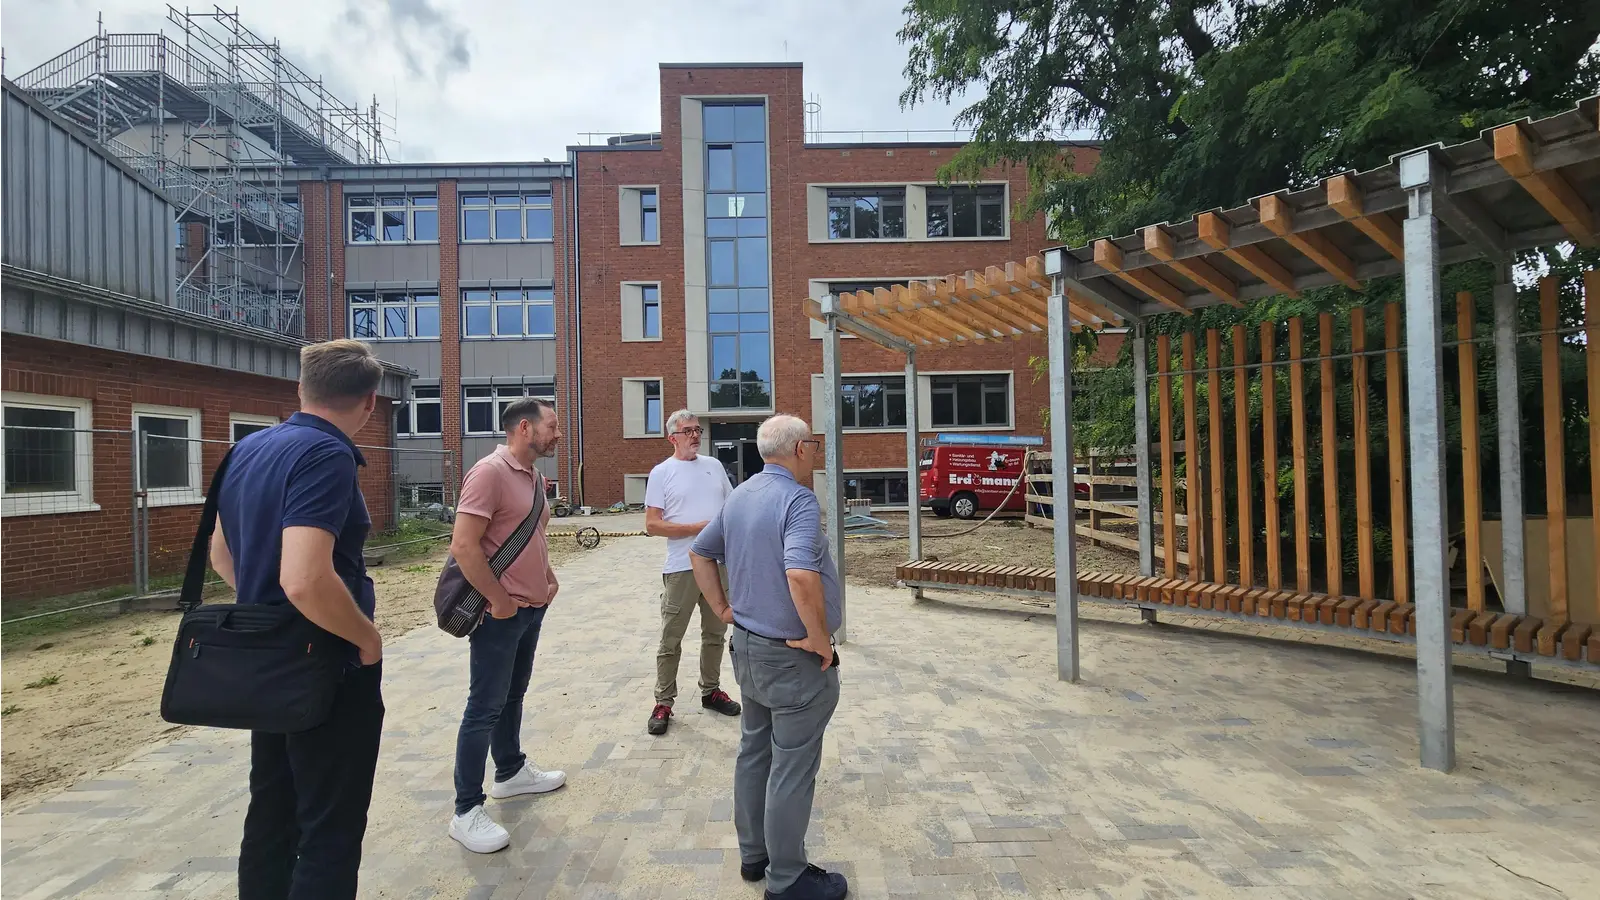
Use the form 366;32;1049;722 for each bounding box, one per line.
462;190;553;242
461;287;554;339
133;404;203;506
926;185;1006;238
642;285;660;339
395;386;442;437
644;381;662;436
930;374;1011;428
843;472;911;507
840;377;908;429
623;379;664;437
347;194;438;244
229;415;277;443
348;291;440;340
463;384;554;436
826;189;906;239
2;394;96;516
704;101;771;412
641;189;658;242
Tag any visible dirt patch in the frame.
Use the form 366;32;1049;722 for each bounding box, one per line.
0;536;593;808
844;512;1141;587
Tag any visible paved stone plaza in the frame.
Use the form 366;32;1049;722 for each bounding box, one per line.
4;535;1599;899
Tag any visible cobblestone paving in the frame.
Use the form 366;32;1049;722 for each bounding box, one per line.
4;536;1599;899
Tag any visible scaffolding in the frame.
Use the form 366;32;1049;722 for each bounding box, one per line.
13;5;391;335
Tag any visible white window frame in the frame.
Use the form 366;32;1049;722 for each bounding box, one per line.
463;384;556;436
461;287;556;340
394;385;442;437
1;392;98;517
925;183;1009;240
460;190;555;243
928;370;1014;431
349;290;441;341
622;378;665;438
229;413;278;443
346;193;439;245
132;404;205;507
825;187;908;240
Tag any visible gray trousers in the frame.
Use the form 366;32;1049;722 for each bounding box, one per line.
729;626;840;893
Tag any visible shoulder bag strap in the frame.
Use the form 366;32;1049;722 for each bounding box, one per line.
484;470;547;577
179;445;238;612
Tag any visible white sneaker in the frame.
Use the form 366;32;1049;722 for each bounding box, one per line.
488;761;566;799
449;805;510;854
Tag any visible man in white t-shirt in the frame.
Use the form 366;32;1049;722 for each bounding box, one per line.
643;409;741;735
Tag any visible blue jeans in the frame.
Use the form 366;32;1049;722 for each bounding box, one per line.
453;605;546;816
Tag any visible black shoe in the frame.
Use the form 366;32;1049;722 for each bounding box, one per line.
702;689;741;716
741;857;767;881
764;864;848;900
647;704;672;735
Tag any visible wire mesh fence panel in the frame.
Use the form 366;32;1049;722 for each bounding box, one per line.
362;445;458;553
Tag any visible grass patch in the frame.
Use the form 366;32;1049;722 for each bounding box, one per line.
366;516;452;564
2;704;19;717
140;635;156;647
25;674;60;689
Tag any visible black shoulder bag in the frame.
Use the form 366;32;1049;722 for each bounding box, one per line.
433;473;547;637
159;445;351;733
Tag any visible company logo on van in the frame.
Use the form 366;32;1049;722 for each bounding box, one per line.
948;473;1019;488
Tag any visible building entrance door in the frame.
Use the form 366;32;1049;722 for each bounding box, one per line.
709;422;761;485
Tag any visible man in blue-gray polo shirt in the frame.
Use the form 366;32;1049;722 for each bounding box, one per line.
209;338;386;900
689;414;846;900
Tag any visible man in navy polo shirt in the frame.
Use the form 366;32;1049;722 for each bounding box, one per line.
209;338;387;900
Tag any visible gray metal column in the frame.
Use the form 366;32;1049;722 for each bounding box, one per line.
1048;278;1080;682
1398;150;1454;772
821;302;848;643
905;350;922;565
1133;325;1155;577
1493;273;1527;617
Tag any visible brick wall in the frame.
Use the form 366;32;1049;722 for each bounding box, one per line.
299;179;346;342
1;336;393;603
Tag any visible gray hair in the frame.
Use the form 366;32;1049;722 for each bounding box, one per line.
664;409;698;436
756;414;811;459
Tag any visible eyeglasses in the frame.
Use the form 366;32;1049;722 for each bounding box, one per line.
672;427;704;437
800;439;822;450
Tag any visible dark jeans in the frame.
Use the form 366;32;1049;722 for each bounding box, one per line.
454;604;547;815
238;661;385;900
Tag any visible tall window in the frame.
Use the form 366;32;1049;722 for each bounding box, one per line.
841;377;907;429
464;384;555;435
827;188;906;239
461;191;554;242
394;386;442;437
704;102;770;410
926;185;1006;238
640;189;658;242
644;381;662;435
133;405;203;505
349;292;441;340
347;194;437;243
461;287;555;339
642;285;661;339
2;394;95;515
930;374;1011;428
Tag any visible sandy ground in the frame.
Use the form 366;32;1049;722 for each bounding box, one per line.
0;536;588;807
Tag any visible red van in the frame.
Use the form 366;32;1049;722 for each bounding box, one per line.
918;435;1082;519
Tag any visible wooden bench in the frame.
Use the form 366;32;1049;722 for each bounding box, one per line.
894;561;1600;667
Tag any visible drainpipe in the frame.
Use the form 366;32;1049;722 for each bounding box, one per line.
322;166;332;341
568;147;584;506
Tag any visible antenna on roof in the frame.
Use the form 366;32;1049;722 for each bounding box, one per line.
805;93;822;141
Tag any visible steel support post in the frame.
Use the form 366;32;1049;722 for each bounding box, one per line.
1399;150;1455;772
822;311;848;643
1493;273;1527;617
905;350;923;570
1133;325;1155;577
1048;280;1080;682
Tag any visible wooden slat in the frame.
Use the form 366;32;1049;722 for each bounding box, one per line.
1590;271;1600;624
1385;304;1409;605
1197;213;1301;298
1325;174;1404;261
1183;332;1205;579
1261;322;1282;591
1541;276;1570;630
1143;225;1242;307
1234;325;1254;588
1320;313;1342;599
1493;125;1597;246
1289;317;1311;594
1351;308;1375;601
1096;239;1193;314
1457;293;1484;611
1207;329;1226;584
1159;335;1178;579
1259;195;1363;290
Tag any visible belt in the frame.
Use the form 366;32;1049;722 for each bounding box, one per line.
733;621;795;643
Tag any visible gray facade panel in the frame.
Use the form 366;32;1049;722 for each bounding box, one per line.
394;437;448;487
240;248;305;289
1;89;174;305
458;244;555;282
345;245;441;284
375;340;442;380
460;436;557;483
460;339;557;378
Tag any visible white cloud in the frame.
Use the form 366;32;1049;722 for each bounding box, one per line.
3;0;967;163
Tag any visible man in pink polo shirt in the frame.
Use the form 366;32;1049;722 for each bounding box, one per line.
446;397;566;854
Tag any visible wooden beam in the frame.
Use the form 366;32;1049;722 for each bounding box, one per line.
1457;293;1484;612
1159;335;1178;579
1290;317;1311;594
1385;303;1409;605
1095;239;1192;314
1540;277;1570;627
1261;322;1281;592
1197;212;1302;298
1235;325;1255;589
1325;174;1404;261
922;281;1022;337
1320;313;1341;599
1208;329;1227;584
1143;225;1242;307
1258;194;1363;290
1494;124;1596;246
857;289;942;344
1183;332;1205;579
1351;307;1375;601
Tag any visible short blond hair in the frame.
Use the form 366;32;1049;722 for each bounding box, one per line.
299;339;383;408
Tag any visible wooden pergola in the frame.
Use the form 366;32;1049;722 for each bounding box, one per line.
807;93;1600;772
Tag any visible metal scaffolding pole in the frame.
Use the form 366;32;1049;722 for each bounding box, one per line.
821;300;848;644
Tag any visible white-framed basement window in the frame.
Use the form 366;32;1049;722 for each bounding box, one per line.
229;413;278;443
133;404;204;507
1;392;98;517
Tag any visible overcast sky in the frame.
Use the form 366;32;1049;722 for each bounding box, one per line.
3;0;975;163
